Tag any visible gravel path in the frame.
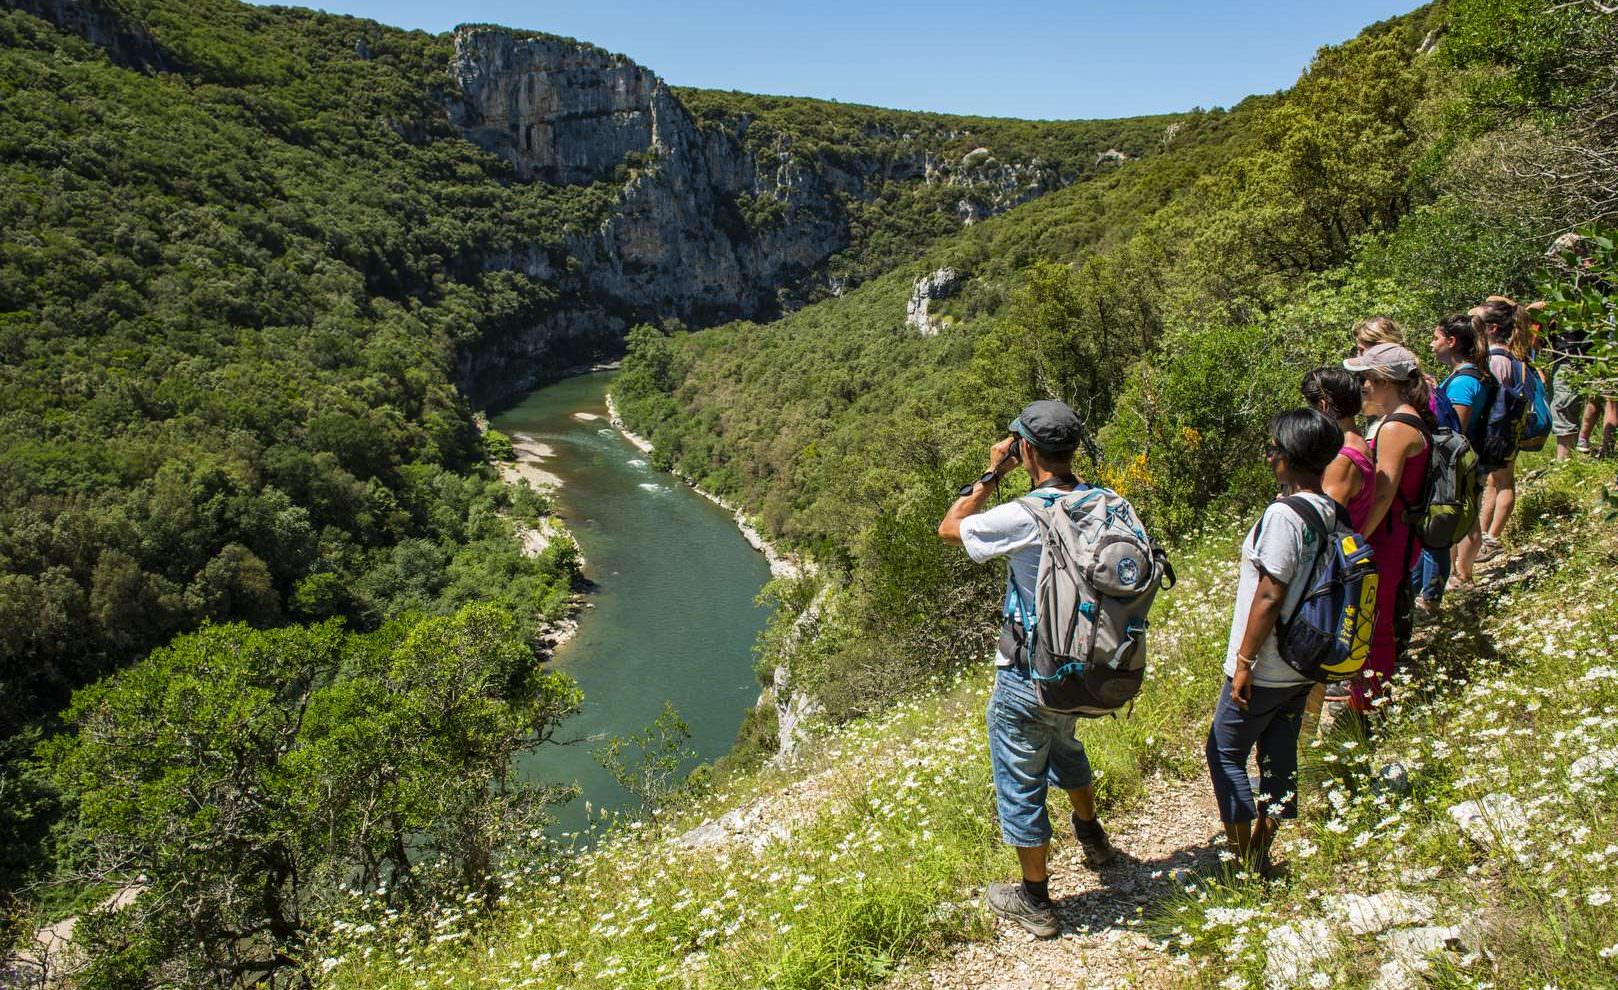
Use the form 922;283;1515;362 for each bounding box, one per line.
889;776;1222;990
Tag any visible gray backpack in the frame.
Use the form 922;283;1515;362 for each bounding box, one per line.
998;487;1174;716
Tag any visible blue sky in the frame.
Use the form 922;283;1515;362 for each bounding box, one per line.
252;0;1425;120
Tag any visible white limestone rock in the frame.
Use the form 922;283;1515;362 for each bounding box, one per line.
1324;891;1436;935
905;267;963;336
1570;746;1618;782
1373;925;1466;990
1448;792;1530;856
1264;919;1339;990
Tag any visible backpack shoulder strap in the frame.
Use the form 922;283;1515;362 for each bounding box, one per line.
1383;411;1433;440
1275;495;1333;626
1453;366;1485;383
1279;495;1329;545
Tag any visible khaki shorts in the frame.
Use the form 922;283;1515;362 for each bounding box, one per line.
1551;366;1584;437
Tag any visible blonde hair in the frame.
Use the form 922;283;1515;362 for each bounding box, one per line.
1353;316;1406;353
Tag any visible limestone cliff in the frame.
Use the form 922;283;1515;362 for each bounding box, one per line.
446;27;1080;406
449;27;847;404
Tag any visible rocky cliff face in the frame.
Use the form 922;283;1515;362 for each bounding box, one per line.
449;28;848;404
448;33;661;185
446;28;1086;406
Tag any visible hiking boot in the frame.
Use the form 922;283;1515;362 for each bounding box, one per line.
983;881;1059;938
1476;535;1503;563
1073;813;1117;868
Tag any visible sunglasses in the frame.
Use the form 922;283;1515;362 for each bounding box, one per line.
1264;441;1285;462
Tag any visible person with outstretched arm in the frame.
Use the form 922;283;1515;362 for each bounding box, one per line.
937;400;1116;939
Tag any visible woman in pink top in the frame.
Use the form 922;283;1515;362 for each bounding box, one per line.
1300;366;1375;721
1344;343;1432;716
1302;367;1375;530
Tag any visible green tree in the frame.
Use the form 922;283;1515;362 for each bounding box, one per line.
593;702;696;821
46;605;581;984
482;428;516;461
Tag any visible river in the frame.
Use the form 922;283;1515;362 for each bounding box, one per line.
491;372;774;835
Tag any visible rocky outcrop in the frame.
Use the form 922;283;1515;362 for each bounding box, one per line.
449;33;662;185
904;267;962;336
445;28;1084;405
932;149;1062;225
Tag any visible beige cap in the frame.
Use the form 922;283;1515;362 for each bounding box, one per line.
1344;342;1420;380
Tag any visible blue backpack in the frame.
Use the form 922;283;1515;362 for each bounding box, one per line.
1268;496;1379;683
1519;362;1552;452
1478;348;1530;469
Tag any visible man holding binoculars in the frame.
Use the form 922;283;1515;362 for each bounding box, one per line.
937;399;1117;939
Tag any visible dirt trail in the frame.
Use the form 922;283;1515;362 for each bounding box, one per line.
891;777;1222;990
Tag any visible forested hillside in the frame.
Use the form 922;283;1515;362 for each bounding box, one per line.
613;0;1615;736
0;0;1234;977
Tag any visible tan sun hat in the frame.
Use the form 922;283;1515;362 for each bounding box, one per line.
1344;342;1420;380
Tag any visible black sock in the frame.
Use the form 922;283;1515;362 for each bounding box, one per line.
1022;878;1051;905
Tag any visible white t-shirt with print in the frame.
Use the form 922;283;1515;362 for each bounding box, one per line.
958;489;1072;667
1222;493;1337;688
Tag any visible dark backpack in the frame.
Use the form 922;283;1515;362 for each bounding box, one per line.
1384;412;1480;549
1437;366;1495;452
1478;348;1529;468
1266;496;1379;683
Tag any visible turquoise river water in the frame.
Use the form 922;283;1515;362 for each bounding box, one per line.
492;372;774;834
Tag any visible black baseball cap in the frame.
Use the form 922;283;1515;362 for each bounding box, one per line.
1008;400;1082;452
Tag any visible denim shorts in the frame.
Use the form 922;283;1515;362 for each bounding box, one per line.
986;665;1094;847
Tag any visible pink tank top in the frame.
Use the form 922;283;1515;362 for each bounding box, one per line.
1368;427;1430;569
1338;445;1376;532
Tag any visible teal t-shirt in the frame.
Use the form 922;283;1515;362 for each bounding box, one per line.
1442;364;1485;412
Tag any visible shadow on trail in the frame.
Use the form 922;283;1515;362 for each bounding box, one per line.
1051;835;1224;935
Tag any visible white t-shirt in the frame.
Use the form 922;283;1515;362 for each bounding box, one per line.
959;488;1072;667
1222;493;1337;688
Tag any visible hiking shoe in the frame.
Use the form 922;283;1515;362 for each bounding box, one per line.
983;881;1059;938
1412;596;1439;626
1476;535;1503;563
1073;813;1117;868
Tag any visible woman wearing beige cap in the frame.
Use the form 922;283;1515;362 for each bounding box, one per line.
1343;342;1432;715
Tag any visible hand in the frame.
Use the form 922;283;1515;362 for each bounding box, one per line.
987;435;1020;476
1231;665;1253;711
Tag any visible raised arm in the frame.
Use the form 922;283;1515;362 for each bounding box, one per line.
939;435;1019;544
